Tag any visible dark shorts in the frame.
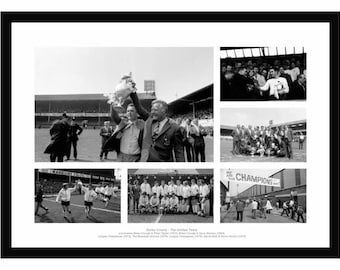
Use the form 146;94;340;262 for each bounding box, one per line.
61;200;70;206
105;195;112;200
84;201;93;206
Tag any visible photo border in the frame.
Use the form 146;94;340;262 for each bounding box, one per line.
1;11;339;258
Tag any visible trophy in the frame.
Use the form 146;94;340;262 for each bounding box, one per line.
104;72;137;109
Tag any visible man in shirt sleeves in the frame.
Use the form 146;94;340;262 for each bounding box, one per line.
259;67;289;100
129;91;185;162
55;183;77;218
103;101;144;162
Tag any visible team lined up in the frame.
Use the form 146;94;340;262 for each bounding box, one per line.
231;124;305;158
128;176;213;217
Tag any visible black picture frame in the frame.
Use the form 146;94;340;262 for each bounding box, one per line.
1;11;339;258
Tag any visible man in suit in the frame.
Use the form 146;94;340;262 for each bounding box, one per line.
129;91;185;162
44;112;70;162
189;118;207;162
284;125;294;159
99;121;113;160
66;117;83;160
182;118;195;162
231;124;241;155
290;74;306;100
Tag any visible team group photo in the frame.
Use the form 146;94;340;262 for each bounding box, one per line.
128;169;214;223
35;169;121;223
220;108;306;162
35;47;213;162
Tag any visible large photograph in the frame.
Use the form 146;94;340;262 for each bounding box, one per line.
128;169;214;223
220;169;307;223
35;169;121;223
220;108;306;162
220;47;306;101
35;47;213;162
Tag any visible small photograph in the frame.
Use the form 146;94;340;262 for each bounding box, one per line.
35;169;121;223
127;169;214;223
220;47;306;101
221;108;306;162
220;169;306;223
35;47;213;162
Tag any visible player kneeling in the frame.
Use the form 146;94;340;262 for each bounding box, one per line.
138;192;149;214
149;192;159;214
159;195;170;215
169;193;179;214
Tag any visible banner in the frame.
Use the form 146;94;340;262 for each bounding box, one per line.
225;170;281;187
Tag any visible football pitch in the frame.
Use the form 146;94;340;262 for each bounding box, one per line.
220;139;306;162
35;193;121;223
128;213;213;223
35;128;214;162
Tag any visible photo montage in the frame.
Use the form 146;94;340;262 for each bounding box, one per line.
35;47;214;163
128;169;214;223
35;169;121;223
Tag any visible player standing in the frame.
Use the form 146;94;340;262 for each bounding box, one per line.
55;183;77;218
81;184;98;218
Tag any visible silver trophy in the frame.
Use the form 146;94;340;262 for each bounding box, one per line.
104;72;137;108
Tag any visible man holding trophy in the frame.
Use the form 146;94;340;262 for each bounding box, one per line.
104;73;185;162
104;74;145;162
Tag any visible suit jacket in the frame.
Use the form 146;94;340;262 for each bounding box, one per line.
141;117;185;162
68;123;83;141
231;128;241;141
103;118;144;153
100;126;113;145
285;129;294;142
129;92;184;162
290;81;306;100
44;118;70;154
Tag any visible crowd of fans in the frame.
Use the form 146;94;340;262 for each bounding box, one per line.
230;124;305;159
170;108;213;121
221;56;306;100
128;175;213;217
225;197;305;223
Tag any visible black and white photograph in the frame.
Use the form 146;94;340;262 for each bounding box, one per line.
35;47;213;162
220;47;306;101
127;169;214;223
35;169;121;223
220;108;306;162
220;169;307;223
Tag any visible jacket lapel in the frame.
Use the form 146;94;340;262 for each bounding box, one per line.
154;120;171;141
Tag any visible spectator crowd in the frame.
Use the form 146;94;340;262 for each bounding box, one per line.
221;57;306;100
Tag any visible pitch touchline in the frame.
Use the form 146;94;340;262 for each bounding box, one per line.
154;214;162;223
44;199;120;214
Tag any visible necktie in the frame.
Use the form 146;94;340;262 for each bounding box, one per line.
152;121;160;141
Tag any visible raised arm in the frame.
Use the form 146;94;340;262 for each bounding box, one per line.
110;104;122;125
130;92;149;121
